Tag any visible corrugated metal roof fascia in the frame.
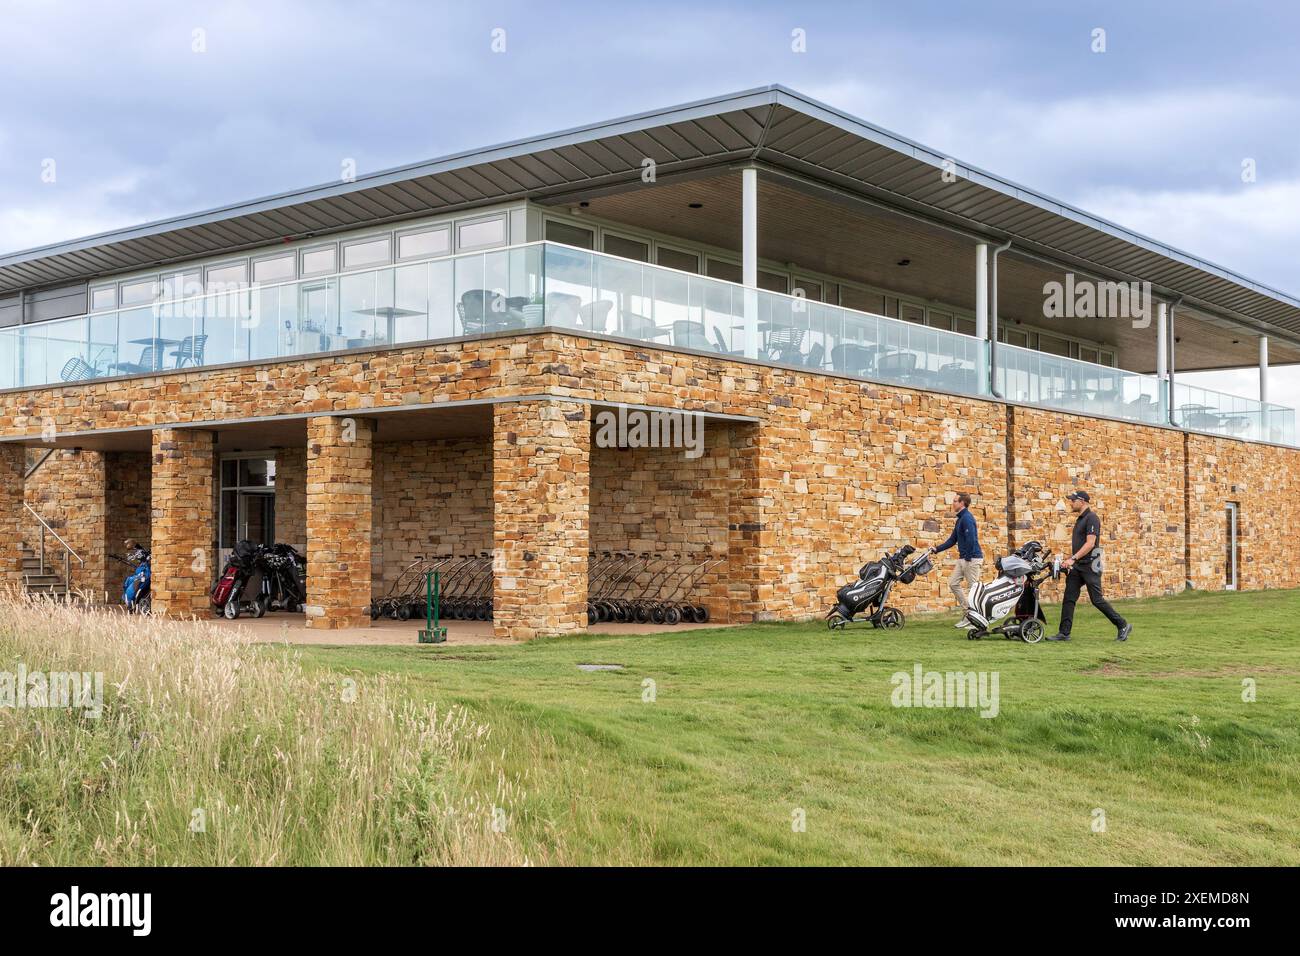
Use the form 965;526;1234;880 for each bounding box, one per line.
0;86;781;269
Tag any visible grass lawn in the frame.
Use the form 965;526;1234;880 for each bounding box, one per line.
291;588;1300;866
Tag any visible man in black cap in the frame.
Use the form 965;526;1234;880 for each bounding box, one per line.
1047;491;1133;643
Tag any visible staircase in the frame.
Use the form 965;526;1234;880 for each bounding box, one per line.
21;541;72;599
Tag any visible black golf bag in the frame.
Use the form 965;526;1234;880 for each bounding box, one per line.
827;544;934;630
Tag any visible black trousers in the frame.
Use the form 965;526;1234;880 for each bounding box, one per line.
1058;566;1126;635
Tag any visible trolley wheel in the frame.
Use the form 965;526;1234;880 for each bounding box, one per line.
223;597;241;620
664;606;682;625
693;605;709;623
137;593;152;616
826;609;849;631
368;605;381;621
588;606;598;625
285;600;302;614
397;604;412;622
649;606;665;625
253;597;268;619
880;607;905;630
1021;619;1045;644
476;603;490;621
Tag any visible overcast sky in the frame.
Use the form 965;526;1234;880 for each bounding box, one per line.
2;0;1297;405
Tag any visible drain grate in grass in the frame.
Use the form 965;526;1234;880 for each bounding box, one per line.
577;663;625;672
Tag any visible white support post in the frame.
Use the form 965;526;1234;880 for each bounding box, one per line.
1259;336;1270;405
974;243;989;391
1156;302;1169;419
742;167;759;359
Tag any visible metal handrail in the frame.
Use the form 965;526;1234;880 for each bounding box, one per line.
23;502;84;596
24;448;55;480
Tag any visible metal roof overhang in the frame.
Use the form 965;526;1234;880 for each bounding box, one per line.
4;84;1299;348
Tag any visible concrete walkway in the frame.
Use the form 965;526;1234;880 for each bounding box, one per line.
211;613;731;646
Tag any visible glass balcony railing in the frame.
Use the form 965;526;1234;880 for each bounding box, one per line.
0;240;1294;448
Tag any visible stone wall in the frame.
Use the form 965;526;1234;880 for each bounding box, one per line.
1186;434;1299;592
4;329;1299;634
370;438;494;596
23;449;108;599
304;416;373;629
274;446;307;553
150;429;215;617
493;400;590;639
0;444;23;587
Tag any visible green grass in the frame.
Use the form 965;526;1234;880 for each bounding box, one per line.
292;588;1300;865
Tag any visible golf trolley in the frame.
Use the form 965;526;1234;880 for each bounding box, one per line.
961;540;1061;643
826;544;934;630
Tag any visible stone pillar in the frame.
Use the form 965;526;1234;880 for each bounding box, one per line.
151;429;216;616
305;416;373;629
726;421;763;622
0;444;24;589
493;399;590;640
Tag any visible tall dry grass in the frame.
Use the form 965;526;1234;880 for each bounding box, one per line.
0;595;528;865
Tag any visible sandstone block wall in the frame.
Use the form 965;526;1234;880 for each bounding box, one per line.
304;416;373;629
150;429;215;616
0;444;23;587
493;400;590;639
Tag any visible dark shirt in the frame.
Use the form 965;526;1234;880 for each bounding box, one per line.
1072;508;1102;558
936;507;983;560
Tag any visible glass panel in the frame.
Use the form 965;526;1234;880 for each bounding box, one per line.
840;286;884;315
604;234;649;262
397;227;450;260
458;217;506;250
656;247;698;274
392;263;431;343
238;458;271;487
900;303;925;324
954;315;977;337
706;258;742;284
758;271;788;294
342;237;391;270
253;254;295;283
206;262;247;291
301;245;336;276
544;220;595;249
90;286;116;312
119;279;157;306
792;279;822;303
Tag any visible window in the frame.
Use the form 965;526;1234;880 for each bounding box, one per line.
758;271;788;294
544;219;595;249
457;216;506;251
1002;327;1030;348
397;226;451;260
1098;350;1116;367
840;286;884;316
927;309;954;331
1079;346;1099;365
603;233;650;262
90;285;116;312
301;244;337;276
954;315;978;337
793;279;823;303
656;246;699;273
252;254;295;284
900;303;925;324
206;261;248;291
161;270;201;301
883;297;899;319
119;278;158;306
342;236;391;270
706;258;742;284
1038;333;1070;357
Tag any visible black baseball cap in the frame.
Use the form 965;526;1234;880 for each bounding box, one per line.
1067;490;1091;502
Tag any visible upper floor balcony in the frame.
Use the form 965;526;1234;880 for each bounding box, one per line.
2;239;1294;447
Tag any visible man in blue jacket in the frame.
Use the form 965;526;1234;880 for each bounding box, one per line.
929;492;984;627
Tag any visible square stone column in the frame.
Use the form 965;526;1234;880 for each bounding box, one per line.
151;429;216;616
305;416;373;629
0;444;24;588
493;400;590;640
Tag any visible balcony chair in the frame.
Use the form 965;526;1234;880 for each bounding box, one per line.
578;300;613;332
830;343;877;376
59;356;97;382
456;290;526;335
804;342;825;370
765;326;806;365
711;326;744;357
672;320;711;351
936;361;975;392
618;310;663;341
875;350;918;379
543;292;582;328
170;334;209;368
108;346;158;376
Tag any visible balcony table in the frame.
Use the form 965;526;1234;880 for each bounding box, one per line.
127;337;182;371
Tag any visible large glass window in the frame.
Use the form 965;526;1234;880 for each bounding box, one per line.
706;258;742;283
397;227;450;261
544;219;595;249
457;216;506;251
604;234;649;262
300;245;337;276
656;246;699;274
253;254;295;284
342;237;391;271
119;279;158;306
90;285;116;312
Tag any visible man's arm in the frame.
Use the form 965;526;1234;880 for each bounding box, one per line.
1063;517;1099;568
932;519;960;554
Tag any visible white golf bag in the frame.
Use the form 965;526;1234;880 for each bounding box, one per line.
962;541;1058;642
